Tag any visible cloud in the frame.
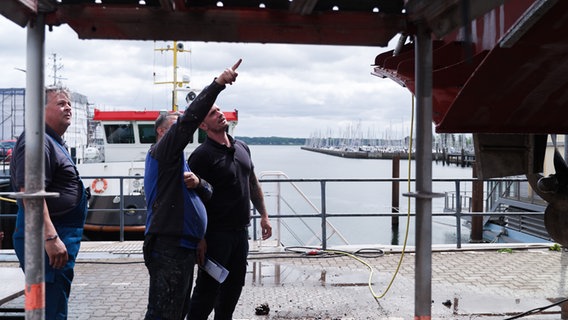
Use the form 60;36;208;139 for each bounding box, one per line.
0;16;413;138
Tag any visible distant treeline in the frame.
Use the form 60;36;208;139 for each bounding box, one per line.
235;136;306;145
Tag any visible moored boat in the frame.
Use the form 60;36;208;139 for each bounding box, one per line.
77;108;238;240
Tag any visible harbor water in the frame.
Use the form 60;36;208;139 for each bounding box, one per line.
248;145;474;248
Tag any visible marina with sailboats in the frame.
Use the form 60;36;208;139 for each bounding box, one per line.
302;125;476;166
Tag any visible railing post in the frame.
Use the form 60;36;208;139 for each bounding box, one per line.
455;181;462;249
391;156;400;228
471;163;484;242
276;178;282;246
391;157;400;245
119;177;124;242
320;180;327;250
251;210;257;241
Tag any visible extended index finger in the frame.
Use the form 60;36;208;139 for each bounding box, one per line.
231;58;242;71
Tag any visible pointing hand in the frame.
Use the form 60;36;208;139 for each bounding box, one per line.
216;58;242;85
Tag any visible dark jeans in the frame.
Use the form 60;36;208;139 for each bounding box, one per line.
187;229;249;320
14;226;83;320
144;235;197;320
12;191;87;320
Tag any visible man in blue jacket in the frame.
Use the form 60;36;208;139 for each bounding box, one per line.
143;59;241;320
11;86;89;320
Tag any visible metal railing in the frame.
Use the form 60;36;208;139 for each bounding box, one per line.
0;174;553;249
253;172;550;248
251;172;552;249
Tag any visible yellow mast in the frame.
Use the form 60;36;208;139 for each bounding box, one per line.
154;41;190;111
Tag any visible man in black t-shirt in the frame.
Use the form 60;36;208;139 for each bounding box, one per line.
187;103;273;320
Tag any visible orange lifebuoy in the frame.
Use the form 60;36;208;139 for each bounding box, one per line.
91;178;108;194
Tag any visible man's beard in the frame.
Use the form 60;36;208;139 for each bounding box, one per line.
210;123;229;134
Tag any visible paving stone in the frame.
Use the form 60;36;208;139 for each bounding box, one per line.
2;243;567;319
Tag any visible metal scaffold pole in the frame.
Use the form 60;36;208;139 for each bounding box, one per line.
23;13;47;320
410;22;439;320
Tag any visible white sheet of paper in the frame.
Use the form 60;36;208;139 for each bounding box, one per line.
202;257;229;283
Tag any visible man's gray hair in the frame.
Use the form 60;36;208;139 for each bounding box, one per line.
154;112;180;135
45;85;70;105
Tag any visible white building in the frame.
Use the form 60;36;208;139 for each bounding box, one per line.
0;87;93;160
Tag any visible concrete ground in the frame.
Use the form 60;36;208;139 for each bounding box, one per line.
1;241;567;319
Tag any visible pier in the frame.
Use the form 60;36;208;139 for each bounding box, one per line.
436;149;476;167
301;146;415;159
302;145;476;166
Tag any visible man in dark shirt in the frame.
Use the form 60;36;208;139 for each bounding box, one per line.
143;59;241;320
187;103;272;320
11;86;89;319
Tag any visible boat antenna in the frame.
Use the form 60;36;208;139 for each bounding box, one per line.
154;41;190;111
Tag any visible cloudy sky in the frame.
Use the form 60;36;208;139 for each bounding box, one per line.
0;15;413;139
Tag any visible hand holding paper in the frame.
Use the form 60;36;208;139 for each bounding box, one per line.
202;257;229;283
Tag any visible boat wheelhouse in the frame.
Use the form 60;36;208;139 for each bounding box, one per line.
77;108;238;239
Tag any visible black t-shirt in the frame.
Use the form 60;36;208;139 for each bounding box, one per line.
188;136;253;231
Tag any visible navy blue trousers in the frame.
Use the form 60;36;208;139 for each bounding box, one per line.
13;227;81;320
